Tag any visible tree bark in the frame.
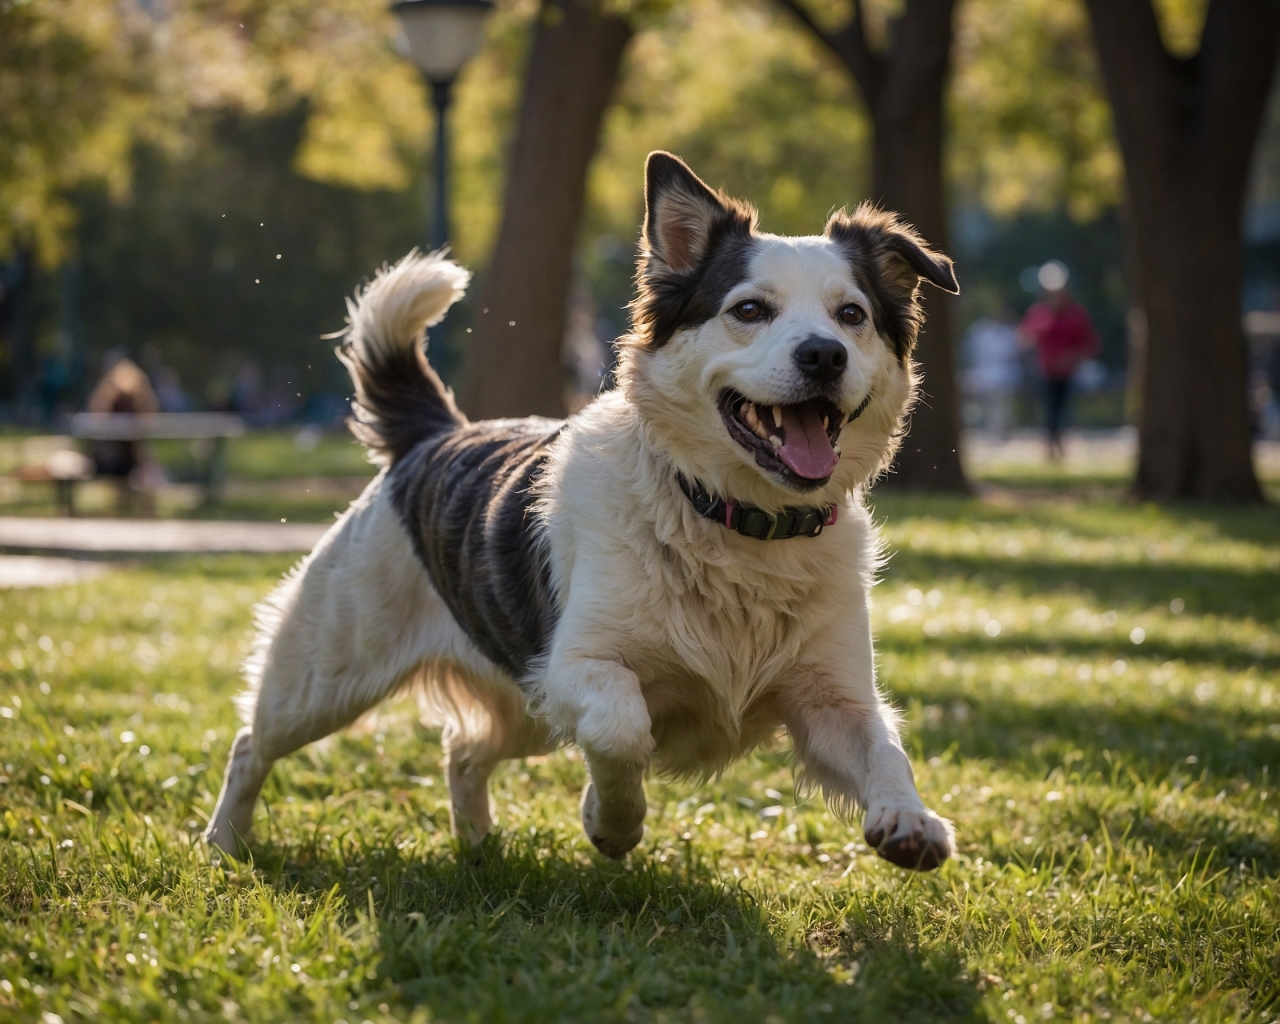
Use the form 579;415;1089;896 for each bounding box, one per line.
1084;0;1277;501
460;0;632;420
778;0;967;491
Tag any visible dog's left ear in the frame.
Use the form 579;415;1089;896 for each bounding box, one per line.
825;205;959;300
643;152;752;274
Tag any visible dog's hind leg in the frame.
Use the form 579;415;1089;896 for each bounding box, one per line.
205;655;419;856
205;478;474;855
419;666;555;848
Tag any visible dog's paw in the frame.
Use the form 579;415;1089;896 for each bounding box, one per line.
203;820;252;859
581;782;644;860
863;804;955;872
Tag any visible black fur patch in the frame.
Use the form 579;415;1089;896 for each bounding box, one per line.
636;231;758;349
630;152;759;349
339;337;463;466
824;205;958;361
388;418;564;680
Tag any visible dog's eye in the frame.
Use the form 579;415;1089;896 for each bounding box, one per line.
732;300;766;321
838;304;866;326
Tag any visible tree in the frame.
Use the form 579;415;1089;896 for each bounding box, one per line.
778;0;966;491
461;0;633;419
1083;0;1278;501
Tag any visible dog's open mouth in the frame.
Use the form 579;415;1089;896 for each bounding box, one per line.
719;389;859;489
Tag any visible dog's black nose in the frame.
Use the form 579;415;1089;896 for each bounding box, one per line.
793;336;848;385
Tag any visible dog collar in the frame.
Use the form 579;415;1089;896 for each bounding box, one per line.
676;474;836;540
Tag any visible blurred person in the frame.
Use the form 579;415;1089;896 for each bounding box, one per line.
1019;261;1100;460
230;360;263;417
154;365;193;412
86;354;160;511
962;306;1021;436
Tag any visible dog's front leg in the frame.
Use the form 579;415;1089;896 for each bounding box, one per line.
783;621;954;871
786;687;953;870
545;656;654;859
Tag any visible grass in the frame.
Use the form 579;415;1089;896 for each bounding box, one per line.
1;486;1278;1022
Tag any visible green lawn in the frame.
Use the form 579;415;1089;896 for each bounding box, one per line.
0;492;1277;1023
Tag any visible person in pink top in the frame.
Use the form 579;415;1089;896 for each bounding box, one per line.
1019;260;1101;460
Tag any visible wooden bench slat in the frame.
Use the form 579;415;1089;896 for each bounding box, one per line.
69;412;246;440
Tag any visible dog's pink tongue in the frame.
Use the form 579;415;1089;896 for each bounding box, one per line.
778;403;839;481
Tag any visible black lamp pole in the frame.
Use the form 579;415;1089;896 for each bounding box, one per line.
429;78;452;252
390;0;492;251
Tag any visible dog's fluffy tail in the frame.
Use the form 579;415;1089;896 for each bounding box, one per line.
337;249;470;465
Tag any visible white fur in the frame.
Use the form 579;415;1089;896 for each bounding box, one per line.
206;230;953;872
344;249;470;368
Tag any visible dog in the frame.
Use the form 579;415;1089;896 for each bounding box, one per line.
205;152;959;871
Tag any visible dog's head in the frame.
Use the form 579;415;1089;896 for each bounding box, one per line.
617;152;958;511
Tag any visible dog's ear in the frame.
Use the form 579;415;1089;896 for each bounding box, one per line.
643;152;743;274
825;205;958;302
825;204;957;359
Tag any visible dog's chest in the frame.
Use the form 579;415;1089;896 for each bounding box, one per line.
623;539;832;702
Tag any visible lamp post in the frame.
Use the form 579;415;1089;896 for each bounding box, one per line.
390;0;493;252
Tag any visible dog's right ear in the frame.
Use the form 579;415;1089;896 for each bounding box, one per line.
643;152;744;275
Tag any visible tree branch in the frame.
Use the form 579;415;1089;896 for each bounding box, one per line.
776;0;885;104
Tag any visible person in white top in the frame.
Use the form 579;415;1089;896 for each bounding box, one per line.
963;307;1021;436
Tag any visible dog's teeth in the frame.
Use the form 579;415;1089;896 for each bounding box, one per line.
772;405;783;429
822;415;829;430
833;443;841;457
769;434;783;449
743;404;772;441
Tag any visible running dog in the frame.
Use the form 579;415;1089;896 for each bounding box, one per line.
205;152;960;871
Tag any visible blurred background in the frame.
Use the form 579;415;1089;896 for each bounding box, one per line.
1;0;1278;518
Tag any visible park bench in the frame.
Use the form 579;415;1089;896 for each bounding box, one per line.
24;412;247;515
16;446;95;516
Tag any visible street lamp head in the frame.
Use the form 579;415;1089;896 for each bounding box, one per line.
391;0;493;84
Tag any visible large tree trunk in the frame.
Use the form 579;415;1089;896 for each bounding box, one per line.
460;0;631;419
779;0;967;491
1084;0;1277;501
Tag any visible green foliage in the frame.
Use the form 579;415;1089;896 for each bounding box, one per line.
592;0;870;240
0;487;1277;1022
0;0;447;267
1151;0;1210;57
949;0;1122;223
583;0;873;332
75;112;424;399
0;0;168;266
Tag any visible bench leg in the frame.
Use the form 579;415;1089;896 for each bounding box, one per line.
55;479;76;517
204;436;228;504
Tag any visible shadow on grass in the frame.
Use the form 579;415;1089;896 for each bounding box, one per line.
884;548;1279;622
900;687;1280;872
881;626;1277;674
251;831;982;1023
870;490;1280;549
902;681;1279;781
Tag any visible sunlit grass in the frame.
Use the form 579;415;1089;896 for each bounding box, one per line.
1;495;1277;1023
